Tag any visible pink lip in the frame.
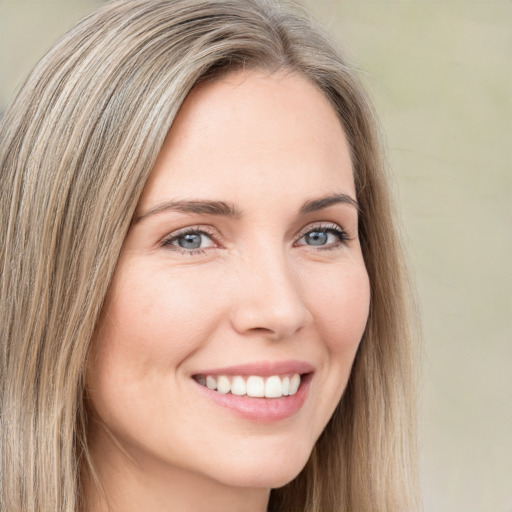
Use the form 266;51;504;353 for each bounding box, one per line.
192;359;315;377
191;361;314;423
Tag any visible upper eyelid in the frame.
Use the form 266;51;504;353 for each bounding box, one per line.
295;223;352;249
164;221;344;235
160;225;220;248
160;221;350;249
164;224;218;238
296;221;347;237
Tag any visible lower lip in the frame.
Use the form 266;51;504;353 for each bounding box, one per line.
193;374;312;423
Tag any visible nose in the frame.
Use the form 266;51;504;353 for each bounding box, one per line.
229;251;313;340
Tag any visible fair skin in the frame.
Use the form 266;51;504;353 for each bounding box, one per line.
85;70;370;512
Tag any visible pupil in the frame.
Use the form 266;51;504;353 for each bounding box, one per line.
179;233;201;249
307;231;327;245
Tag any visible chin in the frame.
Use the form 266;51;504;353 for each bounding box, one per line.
207;444;312;490
217;467;304;490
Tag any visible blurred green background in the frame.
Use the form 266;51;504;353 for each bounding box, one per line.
1;1;511;511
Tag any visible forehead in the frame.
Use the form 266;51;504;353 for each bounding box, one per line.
139;70;354;209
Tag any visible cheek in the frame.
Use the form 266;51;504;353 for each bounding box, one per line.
307;260;370;354
306;260;370;426
96;267;222;366
87;266;226;439
87;266;227;417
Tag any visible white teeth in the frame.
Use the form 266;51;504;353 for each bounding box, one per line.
282;376;290;396
289;374;300;395
231;376;246;396
217;375;231;394
246;376;265;397
206;376;217;390
197;373;302;398
265;375;283;398
264;375;282;398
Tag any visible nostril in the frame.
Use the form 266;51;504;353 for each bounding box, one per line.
229;297;312;340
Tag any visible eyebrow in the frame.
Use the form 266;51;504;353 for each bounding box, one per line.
134;193;359;224
299;193;359;214
134;200;242;223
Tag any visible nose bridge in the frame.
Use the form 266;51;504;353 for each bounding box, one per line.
230;243;312;339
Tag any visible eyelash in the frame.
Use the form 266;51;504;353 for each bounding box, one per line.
161;222;351;255
295;223;351;250
161;225;217;256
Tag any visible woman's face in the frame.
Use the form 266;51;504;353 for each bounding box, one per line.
88;71;370;492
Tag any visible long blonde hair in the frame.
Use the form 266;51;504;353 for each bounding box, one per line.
0;1;420;510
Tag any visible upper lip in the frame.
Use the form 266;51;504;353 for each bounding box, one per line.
192;360;315;377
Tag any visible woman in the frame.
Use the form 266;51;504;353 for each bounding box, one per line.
0;1;421;511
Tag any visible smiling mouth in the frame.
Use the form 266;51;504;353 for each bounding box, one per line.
193;373;303;398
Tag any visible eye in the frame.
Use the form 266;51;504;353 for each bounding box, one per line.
162;227;217;254
295;223;349;249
